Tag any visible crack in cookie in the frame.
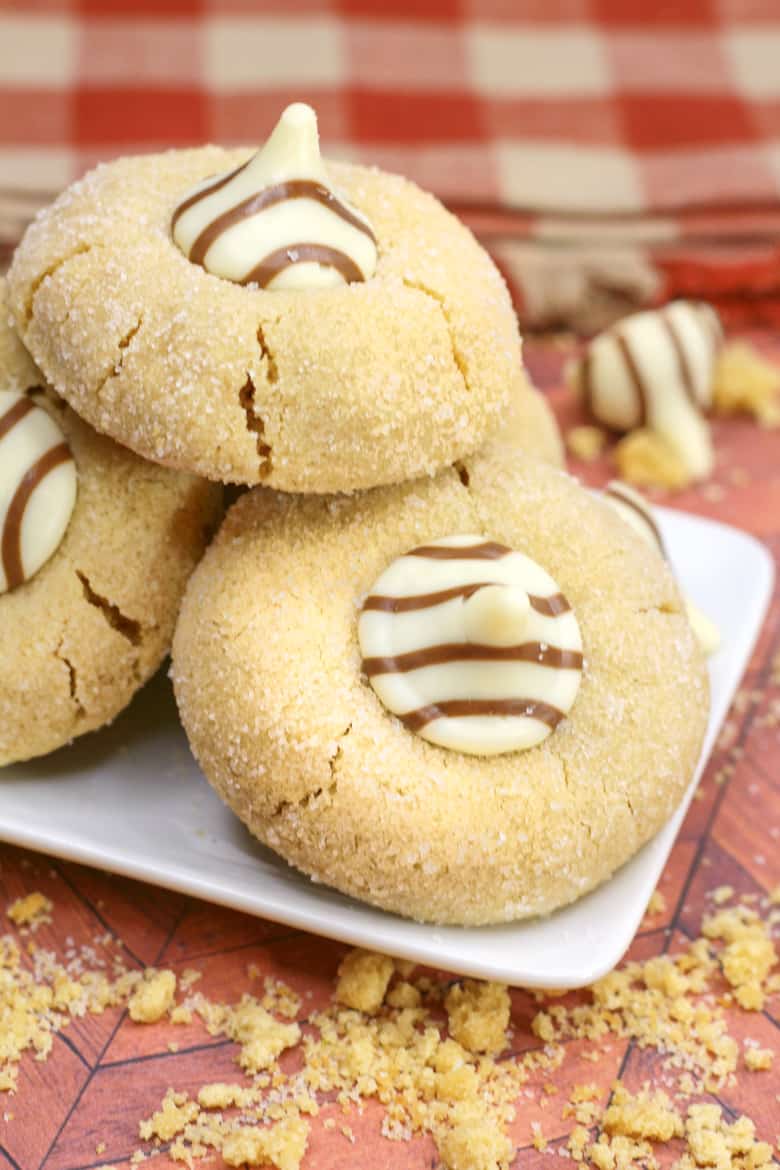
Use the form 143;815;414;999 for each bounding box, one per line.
76;570;142;646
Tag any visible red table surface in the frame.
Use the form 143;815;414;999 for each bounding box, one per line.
1;337;779;1170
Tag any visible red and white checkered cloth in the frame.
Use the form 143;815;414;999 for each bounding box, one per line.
3;0;780;329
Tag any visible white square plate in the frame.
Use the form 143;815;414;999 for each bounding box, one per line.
0;508;773;988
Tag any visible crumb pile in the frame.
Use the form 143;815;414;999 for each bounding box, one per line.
566;338;780;488
713;342;780;428
2;894;778;1170
0;908;138;1093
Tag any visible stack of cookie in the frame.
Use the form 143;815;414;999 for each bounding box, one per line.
4;104;709;925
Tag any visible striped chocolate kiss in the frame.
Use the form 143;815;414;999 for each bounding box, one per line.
171;103;378;291
0;390;77;594
358;534;584;757
574;301;720;482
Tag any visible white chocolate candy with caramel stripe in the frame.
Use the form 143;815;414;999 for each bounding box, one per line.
172;102;378;291
602;480;720;656
358;534;583;756
573;301;722;481
0;391;77;594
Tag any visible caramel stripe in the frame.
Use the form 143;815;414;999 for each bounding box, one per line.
363;583;486;613
408;541;510;561
529;592;570;617
362;642;583;677
362;586;571;616
616;333;649;427
243;243;363;288
400;698;566;733
662;310;698;407
581;350;594;418
0;397;35;442
605;485;666;557
2;443;72;589
188;178;376;269
170;158;251;232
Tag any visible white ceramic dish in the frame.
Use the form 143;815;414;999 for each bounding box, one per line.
0;508;773;988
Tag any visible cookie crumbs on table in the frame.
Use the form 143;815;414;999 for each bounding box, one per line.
128;968;177;1023
1;875;777;1164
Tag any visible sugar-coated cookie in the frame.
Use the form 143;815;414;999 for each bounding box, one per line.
172;446;708;925
0;280;222;766
8;105;531;493
504;368;563;468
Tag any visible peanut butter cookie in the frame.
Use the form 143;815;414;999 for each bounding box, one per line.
172;446;708;925
0;280;222;765
8;107;533;493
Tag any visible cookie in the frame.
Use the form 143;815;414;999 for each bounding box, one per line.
8;104;532;493
172;446;709;925
0;279;222;766
504;367;563;468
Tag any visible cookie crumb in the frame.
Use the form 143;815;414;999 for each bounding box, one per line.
444;980;510;1055
713;341;780;427
7;892;52;929
386;980;421;1009
531;1121;548;1151
615;429;693;490
224;998;301;1073
744;1047;773;1071
702;905;776;1012
128;969;177;1023
138;1089;198;1142
197;1082;254;1110
335;949;394;1013
566;424;607;462
221;1117;309;1170
602;1084;683;1142
437;1115;514;1170
645;889;666;916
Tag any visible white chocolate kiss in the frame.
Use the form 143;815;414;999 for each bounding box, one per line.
602;481;720;656
0;390;77;594
358;535;583;756
574;301;722;481
172;103;377;291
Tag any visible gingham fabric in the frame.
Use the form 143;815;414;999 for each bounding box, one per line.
3;0;780;328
